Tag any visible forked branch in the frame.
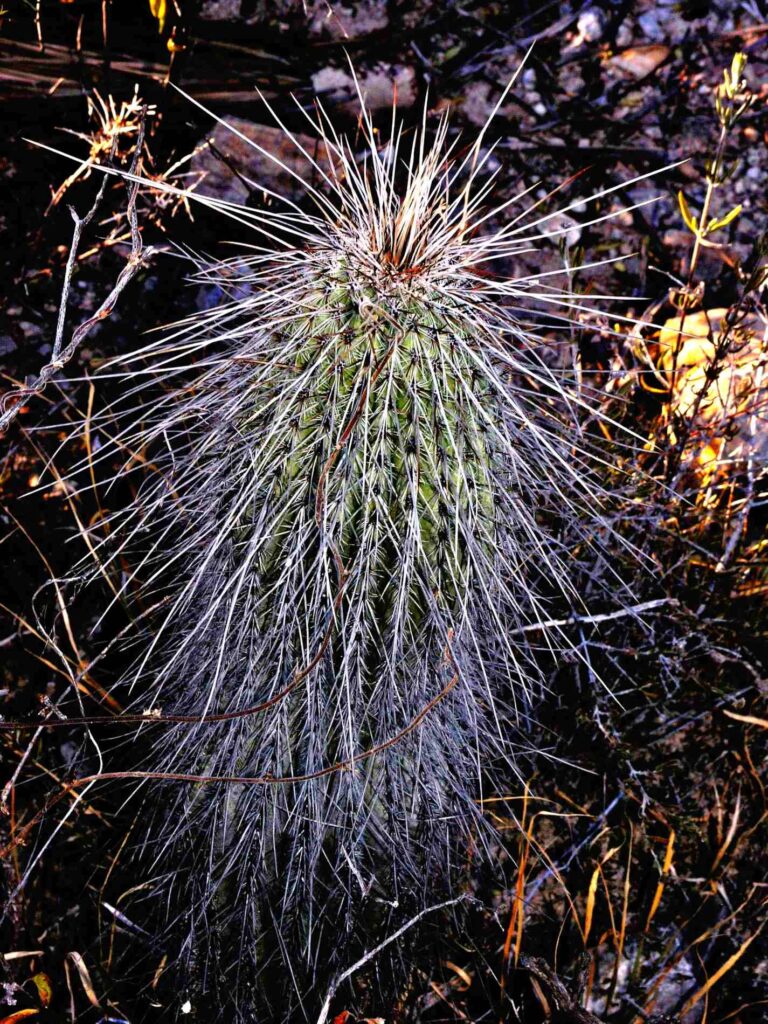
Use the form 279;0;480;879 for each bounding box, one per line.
0;116;157;434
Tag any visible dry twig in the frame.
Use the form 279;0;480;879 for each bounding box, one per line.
0;115;157;434
315;896;470;1024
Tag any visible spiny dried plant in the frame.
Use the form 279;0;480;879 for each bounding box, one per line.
28;73;667;1020
47;85;157;212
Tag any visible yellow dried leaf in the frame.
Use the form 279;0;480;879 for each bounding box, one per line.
66;952;101;1009
657;309;723;374
148;0;166;33
31;973;52;1009
681;921;766;1014
696;441;722;470
583;845;621;944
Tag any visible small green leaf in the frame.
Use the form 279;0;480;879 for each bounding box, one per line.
678;191;699;234
708;204;742;233
725;53;748;97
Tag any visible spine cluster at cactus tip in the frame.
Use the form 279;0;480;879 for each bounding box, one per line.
67;74;646;1019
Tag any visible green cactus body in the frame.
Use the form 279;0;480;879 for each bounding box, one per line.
164;255;511;994
232;256;498;674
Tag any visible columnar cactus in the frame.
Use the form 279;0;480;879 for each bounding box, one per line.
85;89;622;1018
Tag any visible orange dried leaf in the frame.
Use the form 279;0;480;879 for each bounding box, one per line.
444;959;472;990
583;864;600;945
724;709;768;729
681;921;766;1014
645;830;675;933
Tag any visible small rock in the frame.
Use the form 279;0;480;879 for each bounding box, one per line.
661;229;692;250
307;0;388;40
616;19;635;48
192;117;332;206
461;80;520;127
637;11;663;42
199;0;241;20
559;64;585;95
539;213;582;249
609;44;670;80
312;67;355;103
312;64;417;111
577;7;605;43
462;81;493;128
19;321;43;344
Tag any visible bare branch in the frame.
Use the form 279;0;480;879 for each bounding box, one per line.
0;113;156;434
510;597;681;635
